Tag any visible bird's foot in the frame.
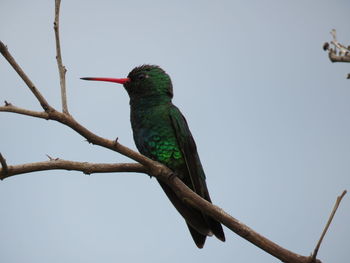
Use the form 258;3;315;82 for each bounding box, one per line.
167;172;179;181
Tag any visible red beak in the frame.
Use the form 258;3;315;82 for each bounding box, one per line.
80;77;130;84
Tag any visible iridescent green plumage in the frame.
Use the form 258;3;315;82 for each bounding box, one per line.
124;65;225;248
82;65;225;247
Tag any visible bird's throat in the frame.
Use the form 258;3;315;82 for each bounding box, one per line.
129;96;172;110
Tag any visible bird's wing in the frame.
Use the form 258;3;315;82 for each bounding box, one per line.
168;105;207;197
168;105;225;243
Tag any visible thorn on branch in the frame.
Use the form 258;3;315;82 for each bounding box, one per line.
85;139;92;144
46;154;59;161
83;170;91;175
4;100;12;106
0;153;9;180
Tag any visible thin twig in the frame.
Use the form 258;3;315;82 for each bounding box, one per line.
54;0;69;114
329;51;350;63
330;29;350;55
0;153;9;180
0;41;52;111
0;104;49;119
311;190;347;262
0;157;147;180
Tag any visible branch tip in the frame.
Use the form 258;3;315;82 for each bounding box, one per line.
311;190;347;261
54;0;69;114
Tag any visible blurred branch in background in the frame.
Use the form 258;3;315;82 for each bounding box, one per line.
323;29;350;78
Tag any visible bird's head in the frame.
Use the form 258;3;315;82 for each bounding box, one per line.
81;65;173;101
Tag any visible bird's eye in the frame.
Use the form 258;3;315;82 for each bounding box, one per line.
138;74;148;80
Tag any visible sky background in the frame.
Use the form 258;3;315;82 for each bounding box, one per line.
1;1;350;262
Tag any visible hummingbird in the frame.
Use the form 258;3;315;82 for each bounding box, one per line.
81;65;225;248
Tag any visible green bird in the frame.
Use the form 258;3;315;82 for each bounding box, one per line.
81;65;225;248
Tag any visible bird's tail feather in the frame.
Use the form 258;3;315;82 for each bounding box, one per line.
157;180;211;236
202;191;226;242
187;224;207;248
157;179;225;247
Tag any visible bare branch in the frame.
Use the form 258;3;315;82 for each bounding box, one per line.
0;157;147;180
0;146;330;263
0;41;52;111
46;110;159;168
330;29;350;55
0;103;49;119
311;190;347;261
0;99;159;170
54;0;69;114
328;51;350;63
0;153;9;180
324;29;350;78
158;172;321;263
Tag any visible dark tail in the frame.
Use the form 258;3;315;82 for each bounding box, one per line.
202;191;225;242
157;179;225;248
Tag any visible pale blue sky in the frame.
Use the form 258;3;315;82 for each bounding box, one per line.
1;1;349;262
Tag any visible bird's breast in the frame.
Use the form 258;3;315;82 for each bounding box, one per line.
130;105;184;169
